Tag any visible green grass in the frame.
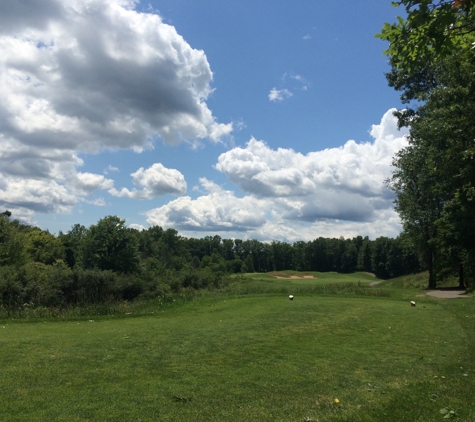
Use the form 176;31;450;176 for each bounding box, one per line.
1;288;474;421
223;271;387;297
237;271;379;285
379;271;430;290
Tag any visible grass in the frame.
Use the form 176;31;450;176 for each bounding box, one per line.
236;271;378;285
0;272;474;421
223;271;387;298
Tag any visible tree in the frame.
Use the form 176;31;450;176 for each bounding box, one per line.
158;228;187;270
59;224;87;268
379;1;475;287
80;216;140;274
25;229;66;265
387;143;444;288
377;1;475;75
340;241;358;273
358;237;373;273
0;214;28;267
407;54;475;286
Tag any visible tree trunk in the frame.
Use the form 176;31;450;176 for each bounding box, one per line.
458;262;465;289
427;249;436;289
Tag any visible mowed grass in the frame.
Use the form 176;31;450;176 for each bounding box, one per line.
238;271;378;285
1;291;474;421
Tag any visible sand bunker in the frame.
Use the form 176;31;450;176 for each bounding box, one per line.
274;275;316;280
426;290;470;299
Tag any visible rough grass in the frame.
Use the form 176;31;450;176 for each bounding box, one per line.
380;271;430;290
1;292;474;421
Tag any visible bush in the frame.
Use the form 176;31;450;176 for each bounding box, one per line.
0;260;73;308
72;268;117;304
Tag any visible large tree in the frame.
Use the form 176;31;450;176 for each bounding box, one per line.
80;216;140;274
379;1;475;287
387;144;443;287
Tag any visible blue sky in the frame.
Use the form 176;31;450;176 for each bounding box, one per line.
0;0;409;241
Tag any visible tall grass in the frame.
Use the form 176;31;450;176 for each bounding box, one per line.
380;271;429;289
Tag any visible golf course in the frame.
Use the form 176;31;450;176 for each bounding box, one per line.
1;272;473;421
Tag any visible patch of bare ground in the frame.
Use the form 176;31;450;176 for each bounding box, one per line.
273;275;316;280
369;281;381;286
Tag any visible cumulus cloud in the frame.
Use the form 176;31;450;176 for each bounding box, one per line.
216;109;408;204
0;0;231;149
268;88;292;102
0;0;231;221
72;172;114;195
0;177;77;215
145;178;267;232
144;109;408;241
109;163;187;199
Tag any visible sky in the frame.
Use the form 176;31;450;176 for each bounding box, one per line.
0;0;410;242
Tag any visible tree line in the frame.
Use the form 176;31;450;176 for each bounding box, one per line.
378;0;475;288
0;212;423;309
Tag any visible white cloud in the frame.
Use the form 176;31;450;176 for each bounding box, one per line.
72;172;114;195
290;74;310;90
145;178;267;232
0;177;77;215
216;109;408;204
268;88;292;102
0;0;231;149
129;223;146;231
0;0;231;220
83;197;107;207
109;163;187;199
104;165;119;174
144;109;408;241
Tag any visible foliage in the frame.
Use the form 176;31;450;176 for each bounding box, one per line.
80;215;140;274
0;214;28;267
25;228;66;265
377;0;475;74
388;52;475;287
380;0;475;288
1;213;424;310
59;223;87;268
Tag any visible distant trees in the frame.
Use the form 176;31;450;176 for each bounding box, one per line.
0;211;425;310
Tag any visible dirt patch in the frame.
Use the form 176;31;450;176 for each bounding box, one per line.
274;275;316;280
369;281;381;287
426;290;470;299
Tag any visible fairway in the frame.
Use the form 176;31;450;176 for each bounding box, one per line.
239;271;379;285
1;294;474;421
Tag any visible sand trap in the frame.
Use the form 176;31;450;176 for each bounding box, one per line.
426;290;470;299
274;275;316;280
